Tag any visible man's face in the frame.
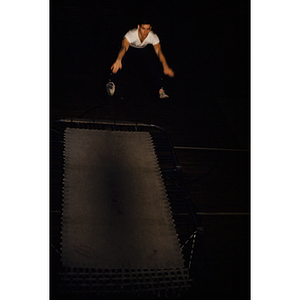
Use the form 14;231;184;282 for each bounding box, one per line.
138;24;152;39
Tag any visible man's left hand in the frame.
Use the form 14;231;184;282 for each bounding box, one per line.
164;67;175;77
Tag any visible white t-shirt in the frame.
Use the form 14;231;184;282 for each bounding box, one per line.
124;28;160;49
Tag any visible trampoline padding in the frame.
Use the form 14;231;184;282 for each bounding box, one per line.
62;128;184;269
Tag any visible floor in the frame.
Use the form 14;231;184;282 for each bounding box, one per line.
50;1;250;299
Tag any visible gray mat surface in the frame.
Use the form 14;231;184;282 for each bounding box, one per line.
62;128;184;269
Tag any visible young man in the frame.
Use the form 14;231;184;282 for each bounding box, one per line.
106;19;174;99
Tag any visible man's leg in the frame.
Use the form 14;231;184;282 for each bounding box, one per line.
142;46;163;90
140;45;169;98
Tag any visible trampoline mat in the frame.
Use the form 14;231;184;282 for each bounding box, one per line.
62;128;184;270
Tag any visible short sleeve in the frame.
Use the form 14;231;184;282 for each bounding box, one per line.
151;33;160;45
124;30;135;43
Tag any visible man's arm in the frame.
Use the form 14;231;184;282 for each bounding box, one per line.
111;38;130;74
153;43;174;77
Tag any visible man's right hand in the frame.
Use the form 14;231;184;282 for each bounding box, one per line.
111;38;129;74
111;60;122;74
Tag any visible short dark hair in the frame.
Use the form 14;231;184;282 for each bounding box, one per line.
138;16;152;26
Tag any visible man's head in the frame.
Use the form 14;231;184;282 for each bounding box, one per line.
137;16;152;40
137;24;152;40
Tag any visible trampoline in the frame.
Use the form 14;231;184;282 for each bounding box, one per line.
51;119;199;298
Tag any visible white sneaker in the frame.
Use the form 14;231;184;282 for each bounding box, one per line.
106;81;115;96
159;88;169;99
